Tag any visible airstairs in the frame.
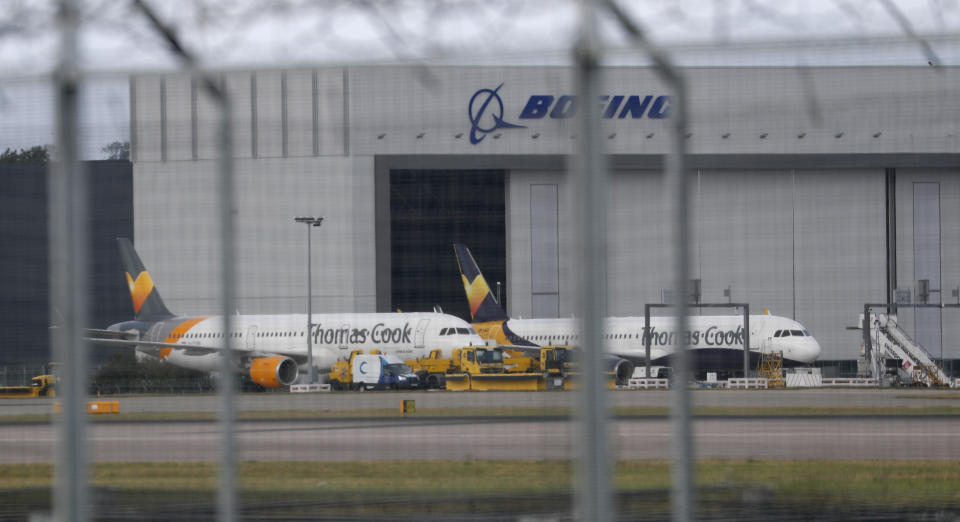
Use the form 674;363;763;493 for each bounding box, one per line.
861;313;953;388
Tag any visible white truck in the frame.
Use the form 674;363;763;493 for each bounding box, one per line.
348;354;421;391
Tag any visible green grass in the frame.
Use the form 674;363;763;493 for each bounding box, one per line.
2;460;958;507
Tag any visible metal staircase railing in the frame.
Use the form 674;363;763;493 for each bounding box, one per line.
872;313;951;388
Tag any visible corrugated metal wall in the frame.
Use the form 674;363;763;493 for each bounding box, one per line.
130;66;960;361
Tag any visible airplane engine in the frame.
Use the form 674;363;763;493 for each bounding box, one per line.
606;356;635;385
249;356;299;388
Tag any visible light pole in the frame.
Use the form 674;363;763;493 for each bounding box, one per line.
294;216;323;383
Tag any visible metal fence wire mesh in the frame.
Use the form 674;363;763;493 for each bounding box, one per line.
0;1;959;520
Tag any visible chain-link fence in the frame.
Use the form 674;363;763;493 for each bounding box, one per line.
1;1;959;520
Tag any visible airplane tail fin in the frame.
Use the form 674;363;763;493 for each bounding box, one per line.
453;244;508;323
117;238;175;321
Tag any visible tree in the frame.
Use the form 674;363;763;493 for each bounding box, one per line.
0;145;51;163
101;141;130;160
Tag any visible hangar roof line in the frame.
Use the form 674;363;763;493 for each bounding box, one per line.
131;66;960;162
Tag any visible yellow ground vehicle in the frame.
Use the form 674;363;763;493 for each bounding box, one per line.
0;374;57;398
408;346;505;390
443;346;544;391
405;346;539;391
406;349;455;389
405;346;577;391
500;346;576;390
329;350;364;390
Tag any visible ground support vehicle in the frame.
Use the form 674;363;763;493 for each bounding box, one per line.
329;351;420;390
408;346;542;391
0;374;57;398
500;346;576;390
562;355;634;390
406;350;455;389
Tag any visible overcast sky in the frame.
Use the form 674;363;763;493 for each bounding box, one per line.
1;0;958;157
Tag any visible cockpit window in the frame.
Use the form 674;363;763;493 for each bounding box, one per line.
790;330;803;337
457;328;469;335
803;329;811;336
440;328;448;335
774;330;783;337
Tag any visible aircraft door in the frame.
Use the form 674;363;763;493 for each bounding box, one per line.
246;326;258;350
414;319;429;349
752;316;769;353
340;324;350;351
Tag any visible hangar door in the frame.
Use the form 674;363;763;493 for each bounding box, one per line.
389;170;506;322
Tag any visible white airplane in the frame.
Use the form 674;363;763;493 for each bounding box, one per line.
454;244;821;376
89;238;487;388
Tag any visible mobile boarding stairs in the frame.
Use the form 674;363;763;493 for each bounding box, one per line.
859;313;953;388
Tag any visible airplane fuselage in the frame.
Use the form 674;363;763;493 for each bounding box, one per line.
110;312;486;375
475;313;821;369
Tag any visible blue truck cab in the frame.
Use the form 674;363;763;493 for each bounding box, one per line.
351;354;420;390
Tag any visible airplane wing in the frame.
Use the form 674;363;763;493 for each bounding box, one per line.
85;337;309;365
84;328;138;341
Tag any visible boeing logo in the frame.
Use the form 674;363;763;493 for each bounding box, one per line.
468;84;526;145
468;84;672;145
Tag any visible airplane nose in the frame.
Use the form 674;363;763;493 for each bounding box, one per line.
799;338;821;363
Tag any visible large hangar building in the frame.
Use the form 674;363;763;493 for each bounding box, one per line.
129;66;960;370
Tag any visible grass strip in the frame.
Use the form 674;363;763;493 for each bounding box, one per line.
1;460;958;507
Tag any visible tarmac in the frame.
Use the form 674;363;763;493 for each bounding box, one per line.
0;388;958;464
0;415;957;463
2;387;959;415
